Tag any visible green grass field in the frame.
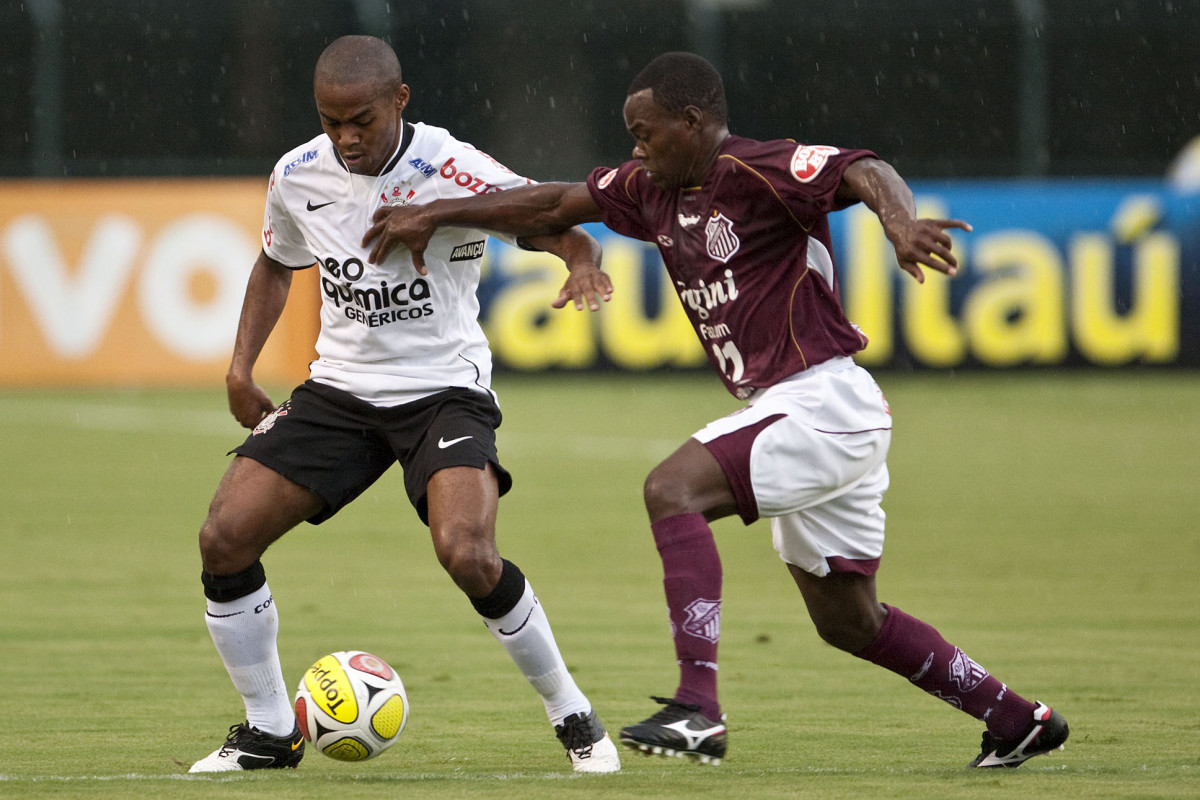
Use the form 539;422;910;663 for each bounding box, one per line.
1;371;1197;799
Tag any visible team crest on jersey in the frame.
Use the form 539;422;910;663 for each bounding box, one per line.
682;598;721;643
381;184;417;207
597;169;618;190
790;144;840;183
252;401;290;435
704;211;741;263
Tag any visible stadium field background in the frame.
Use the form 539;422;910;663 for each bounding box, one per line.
1;371;1196;799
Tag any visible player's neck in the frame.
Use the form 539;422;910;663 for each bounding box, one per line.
686;129;730;186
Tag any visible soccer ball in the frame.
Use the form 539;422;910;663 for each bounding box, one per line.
293;650;409;761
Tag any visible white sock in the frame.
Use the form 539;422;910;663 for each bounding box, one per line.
205;582;295;736
480;580;590;726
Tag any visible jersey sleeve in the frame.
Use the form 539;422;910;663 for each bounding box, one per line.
261;167;315;268
429;139;535;248
585;162;656;243
774;143;877;221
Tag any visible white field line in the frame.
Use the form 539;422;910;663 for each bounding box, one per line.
0;760;1108;782
0;771;578;783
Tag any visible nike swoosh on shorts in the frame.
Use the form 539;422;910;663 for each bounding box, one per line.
437;435;473;449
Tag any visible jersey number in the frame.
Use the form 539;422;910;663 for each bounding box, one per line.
712;341;745;383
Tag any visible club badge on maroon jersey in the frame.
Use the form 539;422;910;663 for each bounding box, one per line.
704;211;741;263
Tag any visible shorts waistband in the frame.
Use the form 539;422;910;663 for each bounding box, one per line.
744;357;857;403
779;356;856;383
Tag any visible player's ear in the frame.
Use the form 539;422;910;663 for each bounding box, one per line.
682;105;705;130
394;83;411;114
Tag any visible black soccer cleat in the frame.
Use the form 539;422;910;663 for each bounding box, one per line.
189;721;305;773
619;696;727;765
968;702;1069;768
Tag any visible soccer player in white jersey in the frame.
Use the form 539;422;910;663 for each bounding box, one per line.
363;52;1069;770
189;35;619;774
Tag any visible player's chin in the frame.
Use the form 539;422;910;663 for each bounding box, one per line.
644;170;670;189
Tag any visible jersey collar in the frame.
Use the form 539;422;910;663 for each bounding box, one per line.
332;120;416;176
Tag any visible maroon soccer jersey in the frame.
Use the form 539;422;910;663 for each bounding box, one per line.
586;136;875;399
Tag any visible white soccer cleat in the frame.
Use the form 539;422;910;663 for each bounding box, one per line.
189;722;305;773
554;710;621;773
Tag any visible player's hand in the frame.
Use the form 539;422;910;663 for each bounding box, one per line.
884;218;972;283
552;264;614;311
362;205;432;274
226;373;276;429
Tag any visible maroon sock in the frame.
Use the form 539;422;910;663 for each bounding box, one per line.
854;604;1036;739
651;513;722;721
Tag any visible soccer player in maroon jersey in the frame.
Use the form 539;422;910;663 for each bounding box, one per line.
363;51;1069;769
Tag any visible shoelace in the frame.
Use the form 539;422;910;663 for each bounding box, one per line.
558;716;597;754
643;695;704;724
218;724;251;755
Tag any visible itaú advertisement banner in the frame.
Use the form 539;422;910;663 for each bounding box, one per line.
835;181;1200;369
0;179;318;387
1;179;1196;388
479;180;1200;371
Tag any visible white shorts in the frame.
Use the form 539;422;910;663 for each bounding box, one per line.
694;357;892;578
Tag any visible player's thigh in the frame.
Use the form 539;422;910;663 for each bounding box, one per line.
201;455;325;569
644;438;738;522
392;389;511;526
426;464;500;537
425;465;501;592
233;381;396;523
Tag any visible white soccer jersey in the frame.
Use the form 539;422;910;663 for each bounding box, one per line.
262;121;531;406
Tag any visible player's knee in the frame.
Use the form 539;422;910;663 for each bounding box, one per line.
198;515;257;575
432;523;500;596
643;465;688;518
198;518;233;573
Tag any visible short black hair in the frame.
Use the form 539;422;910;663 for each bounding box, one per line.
627;52;727;123
314;35;402;95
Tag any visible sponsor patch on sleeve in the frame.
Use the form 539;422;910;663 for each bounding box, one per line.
597;169;619;190
790;145;841;183
449;240;487;261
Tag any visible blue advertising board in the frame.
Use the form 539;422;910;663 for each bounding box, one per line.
476;180;1200;371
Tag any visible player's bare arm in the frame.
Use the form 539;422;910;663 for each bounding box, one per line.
226;250;294;428
362;181;603;270
838;157;972;284
520;228;613;311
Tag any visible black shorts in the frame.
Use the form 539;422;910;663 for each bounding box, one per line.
231;380;513;526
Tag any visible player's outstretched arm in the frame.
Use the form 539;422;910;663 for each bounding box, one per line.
362;182;603;272
521;227;613;311
226;251;294;428
839;158;972;283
